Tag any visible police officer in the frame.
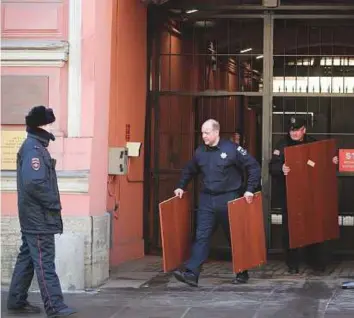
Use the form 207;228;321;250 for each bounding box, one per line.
7;106;76;317
173;119;261;287
269;116;338;274
230;129;243;147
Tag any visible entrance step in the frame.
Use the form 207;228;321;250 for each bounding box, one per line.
101;256;354;290
101;256;162;289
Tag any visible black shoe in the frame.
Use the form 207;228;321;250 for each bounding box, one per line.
8;302;41;314
310;266;326;276
288;267;299;275
173;269;198;287
312;265;326;272
342;281;354;289
232;270;249;284
47;307;77;317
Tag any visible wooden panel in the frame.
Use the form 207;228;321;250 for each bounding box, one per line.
1;75;49;125
159;193;191;272
285;139;339;249
228;192;266;273
1;1;67;39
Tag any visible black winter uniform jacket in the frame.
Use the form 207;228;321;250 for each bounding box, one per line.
178;139;261;195
17;127;63;234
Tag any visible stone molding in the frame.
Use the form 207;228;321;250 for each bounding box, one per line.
1;170;89;194
1;40;69;67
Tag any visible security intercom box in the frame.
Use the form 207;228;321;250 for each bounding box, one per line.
108;147;128;175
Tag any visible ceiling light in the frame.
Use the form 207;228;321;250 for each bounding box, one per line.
256;55;264;59
194;20;215;28
240;48;252;53
186;9;198;14
170;27;181;35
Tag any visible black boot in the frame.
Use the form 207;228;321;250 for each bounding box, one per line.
286;247;300;275
232;270;249;284
47;307;77;317
173;269;199;287
342;281;354;289
287;266;299;275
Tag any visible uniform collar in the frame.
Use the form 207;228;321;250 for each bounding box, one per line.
26;127;55;148
205;138;224;151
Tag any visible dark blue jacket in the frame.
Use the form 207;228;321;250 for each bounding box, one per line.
177;139;261;194
17;127;63;234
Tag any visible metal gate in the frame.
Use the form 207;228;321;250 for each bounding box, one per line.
145;2;354;256
270;16;354;254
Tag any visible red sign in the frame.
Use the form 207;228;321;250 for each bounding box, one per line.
339;149;354;172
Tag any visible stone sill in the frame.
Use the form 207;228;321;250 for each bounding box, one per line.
1;170;89;193
1;39;69;67
1;39;69;50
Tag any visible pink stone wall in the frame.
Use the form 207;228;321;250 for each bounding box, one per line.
1;0;68;39
1;0;112;219
82;0;113;216
1;0;147;269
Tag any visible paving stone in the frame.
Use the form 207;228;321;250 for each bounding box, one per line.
111;306;188;318
184;307;257;318
110;271;158;281
3;257;354;318
3;282;354;318
100;278;147;289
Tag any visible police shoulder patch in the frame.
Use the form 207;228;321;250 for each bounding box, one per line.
273;149;280;156
31;157;40;171
237;145;247;156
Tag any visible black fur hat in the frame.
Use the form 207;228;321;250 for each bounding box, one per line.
25;105;56;128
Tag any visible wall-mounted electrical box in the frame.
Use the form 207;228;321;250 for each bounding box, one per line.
108;147;128;175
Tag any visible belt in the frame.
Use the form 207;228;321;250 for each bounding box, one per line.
202;189;240;196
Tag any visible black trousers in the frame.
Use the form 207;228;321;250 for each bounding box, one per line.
282;209;327;270
185;191;240;275
7;234;66;315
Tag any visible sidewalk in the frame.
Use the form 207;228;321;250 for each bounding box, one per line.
2;256;354;318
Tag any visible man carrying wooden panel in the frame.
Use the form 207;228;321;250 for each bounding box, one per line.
270;116;339;274
172;119;261;286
